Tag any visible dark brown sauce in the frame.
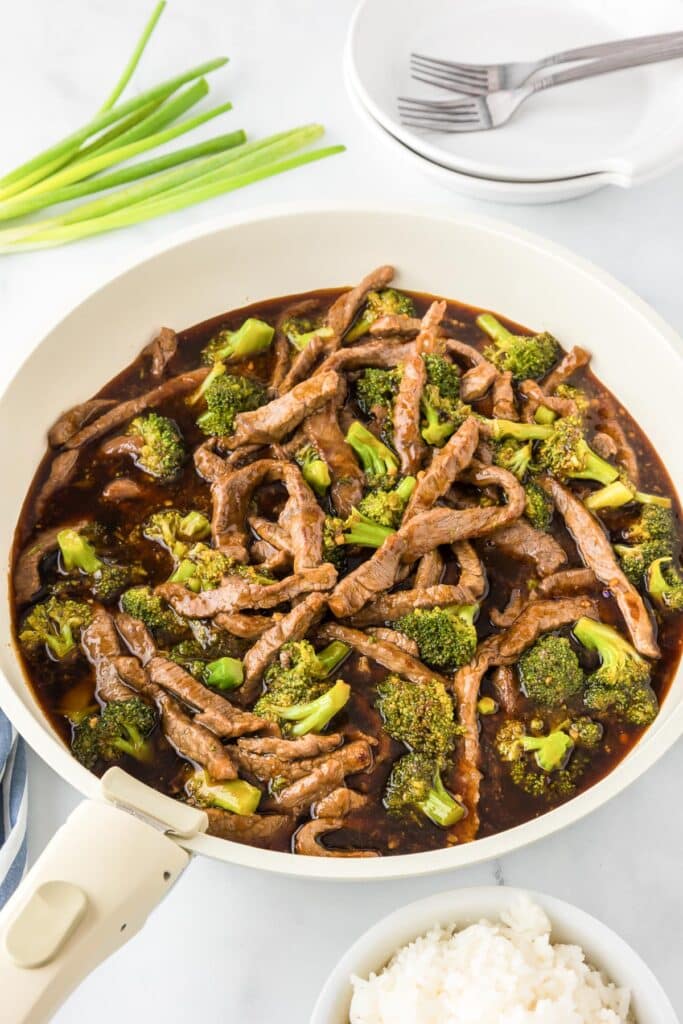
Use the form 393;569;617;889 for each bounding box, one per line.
10;287;683;857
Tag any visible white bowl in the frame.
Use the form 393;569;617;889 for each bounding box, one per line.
1;203;682;881
311;886;679;1023
348;0;683;184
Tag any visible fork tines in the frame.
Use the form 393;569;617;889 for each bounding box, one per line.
397;96;482;130
410;52;491;94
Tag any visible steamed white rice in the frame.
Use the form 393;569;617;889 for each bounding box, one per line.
349;895;632;1023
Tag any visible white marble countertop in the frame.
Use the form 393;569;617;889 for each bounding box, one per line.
1;0;682;1020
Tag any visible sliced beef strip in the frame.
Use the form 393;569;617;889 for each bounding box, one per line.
541;476;658;657
453;540;487;599
414;549;443;588
142;327;178;378
489;588;527;628
542;346;591;392
114;651;237;781
99;434;144;459
367;627;419;656
519;379;577;422
592;432;619;461
204;809;294;846
303;405;364;518
328;464;525;618
346;584;476;627
194;439;232;483
237;733;342;759
101;477;148;503
314;787;370;817
248;515;292;554
64;367;209;449
479;595;600;667
491;372;518;420
81;606;137;703
594;395;640;486
316;340;414;376
459;362;498;402
274;740;374;813
294;817;379;857
210;459;324;569
251;543;291;574
485;518;567;577
393;301;446;476
159;566;335;619
490;664;521;715
405;417;479;518
223;370;341;447
315;623;449;688
48;399;118;447
369;314;422;337
33;450;81;521
279;265;395;392
536;567;600;597
115;610;268;738
214;611;273;639
14;516;90;605
241;592;328;699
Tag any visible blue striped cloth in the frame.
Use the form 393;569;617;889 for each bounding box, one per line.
0;709;27;909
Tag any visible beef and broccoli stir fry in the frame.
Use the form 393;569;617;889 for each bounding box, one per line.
11;267;683;857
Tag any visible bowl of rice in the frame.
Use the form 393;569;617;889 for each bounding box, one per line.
311;887;678;1024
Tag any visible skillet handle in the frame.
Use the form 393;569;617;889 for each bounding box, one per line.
0;799;189;1023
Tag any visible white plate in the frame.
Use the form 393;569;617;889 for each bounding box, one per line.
311;887;679;1024
344;47;611;204
348;0;683;183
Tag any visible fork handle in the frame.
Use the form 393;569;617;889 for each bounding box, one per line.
545;30;683;67
532;40;683;91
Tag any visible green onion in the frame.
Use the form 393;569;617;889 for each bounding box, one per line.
0;4;344;253
1;146;343;252
98;1;167;112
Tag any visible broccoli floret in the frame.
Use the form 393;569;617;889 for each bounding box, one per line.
254;640;349;721
493;439;532;481
281;315;333;352
479;417;553;442
420;354;471;447
375;675;458;759
72;697;156;769
267;680;350;736
196;373;266;437
573;617;658;726
295;444;331;497
143;509;211;560
120;586;187;645
568;716;604;749
202;317;274;364
536;416;619;487
56;528;137;602
384;752;464;828
396;605;478;670
203;656;244;691
169;543;272;592
345;289;415;343
555;383;590;416
357;476;416;529
521;728;575;772
524;480;553;531
614;505;677;585
355;367;402;441
126;412;185;481
342;508;395;548
323;515;346;573
647;557;683;612
19;596;92;660
477;313;559;382
518;635;584;707
495;718;588;798
346;420;399;488
586;480;673;513
168;632;242;681
186;770;261;815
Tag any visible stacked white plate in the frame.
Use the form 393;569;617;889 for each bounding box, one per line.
345;0;683;204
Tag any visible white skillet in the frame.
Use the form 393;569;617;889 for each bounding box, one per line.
0;203;681;1021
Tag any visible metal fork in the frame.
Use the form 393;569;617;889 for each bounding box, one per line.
411;29;683;95
399;42;683;133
